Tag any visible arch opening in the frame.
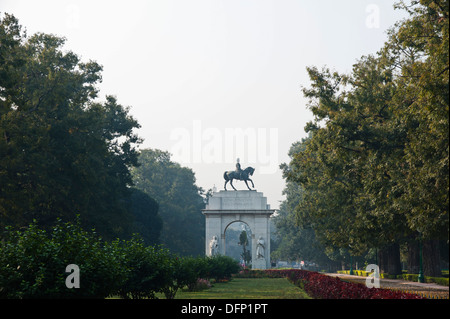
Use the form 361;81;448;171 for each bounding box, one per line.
224;221;252;266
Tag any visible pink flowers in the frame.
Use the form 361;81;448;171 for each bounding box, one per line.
194;278;212;291
235;269;425;299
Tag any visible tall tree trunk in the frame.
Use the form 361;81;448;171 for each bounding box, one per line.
378;248;389;274
423;239;441;277
386;243;402;276
407;241;420;274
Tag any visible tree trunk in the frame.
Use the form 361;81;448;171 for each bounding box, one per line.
378;248;388;274
423;239;441;277
407;241;420;274
386;243;402;276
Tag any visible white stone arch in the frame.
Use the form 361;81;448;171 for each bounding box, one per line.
202;190;274;269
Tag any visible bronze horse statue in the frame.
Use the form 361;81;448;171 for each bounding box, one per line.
223;167;255;191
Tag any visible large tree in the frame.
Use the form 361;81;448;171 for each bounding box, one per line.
274;138;347;272
0;13;144;240
284;1;448;276
124;188;162;246
132;149;206;256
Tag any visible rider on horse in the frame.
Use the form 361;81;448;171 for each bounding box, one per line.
235;158;243;180
224;159;255;191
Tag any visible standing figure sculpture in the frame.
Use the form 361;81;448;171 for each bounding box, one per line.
223;158;255;191
209;235;219;256
256;236;265;259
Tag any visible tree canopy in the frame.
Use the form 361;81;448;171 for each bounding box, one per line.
132;149;206;256
277;0;448;275
0;13;159;241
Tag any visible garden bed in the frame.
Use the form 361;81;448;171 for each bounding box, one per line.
330;273;449;299
234;269;428;299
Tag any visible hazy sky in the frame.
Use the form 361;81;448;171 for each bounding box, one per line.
1;1;409;209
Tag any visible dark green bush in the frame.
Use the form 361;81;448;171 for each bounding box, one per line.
177;256;210;292
0;219;126;298
430;277;449;286
115;236;173;299
206;255;241;281
0;220;242;299
400;273;449;286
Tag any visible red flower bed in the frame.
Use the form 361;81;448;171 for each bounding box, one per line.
235;269;425;299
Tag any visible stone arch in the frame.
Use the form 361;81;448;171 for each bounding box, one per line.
223;220;251;238
202;190;274;269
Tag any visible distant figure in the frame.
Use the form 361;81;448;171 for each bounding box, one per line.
256;236;265;259
209;235;219;256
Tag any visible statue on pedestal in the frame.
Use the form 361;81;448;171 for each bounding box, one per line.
256;236;265;259
209;235;219;256
223;158;255;191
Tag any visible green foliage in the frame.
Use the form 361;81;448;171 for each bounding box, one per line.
0;13;145;240
273;140;346;270
278;1;448;273
337;270;449;286
115;236;174;299
0;219;241;299
178;256;210;292
132;149;206;256
0;218;126;298
238;230;251;265
206;255;241;282
125;188;162;246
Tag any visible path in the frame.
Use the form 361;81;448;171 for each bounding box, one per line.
326;273;449;298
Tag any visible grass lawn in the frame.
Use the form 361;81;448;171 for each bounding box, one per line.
162;277;311;299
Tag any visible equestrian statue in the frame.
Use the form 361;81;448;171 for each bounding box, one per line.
223;158;255;191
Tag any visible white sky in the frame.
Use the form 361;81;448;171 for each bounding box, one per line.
1;1;409;209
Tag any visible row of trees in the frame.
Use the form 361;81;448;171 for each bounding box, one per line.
1;13;206;255
273;0;448;276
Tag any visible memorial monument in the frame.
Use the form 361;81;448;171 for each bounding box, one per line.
203;160;275;269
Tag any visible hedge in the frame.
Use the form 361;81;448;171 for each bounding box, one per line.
337;270;449;286
0;220;240;299
0;220;126;298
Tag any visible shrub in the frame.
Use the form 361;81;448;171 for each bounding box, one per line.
339;270;449;286
0;219;126;299
180;256;210;292
190;278;212;291
160;255;210;299
206;255;241;282
234;269;266;278
115;236;173;299
400;273;449;286
1;220;233;299
430;277;449;286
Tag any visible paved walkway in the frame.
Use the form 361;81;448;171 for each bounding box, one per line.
326;273;449;294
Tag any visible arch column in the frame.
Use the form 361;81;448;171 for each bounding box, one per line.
203;190;274;269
